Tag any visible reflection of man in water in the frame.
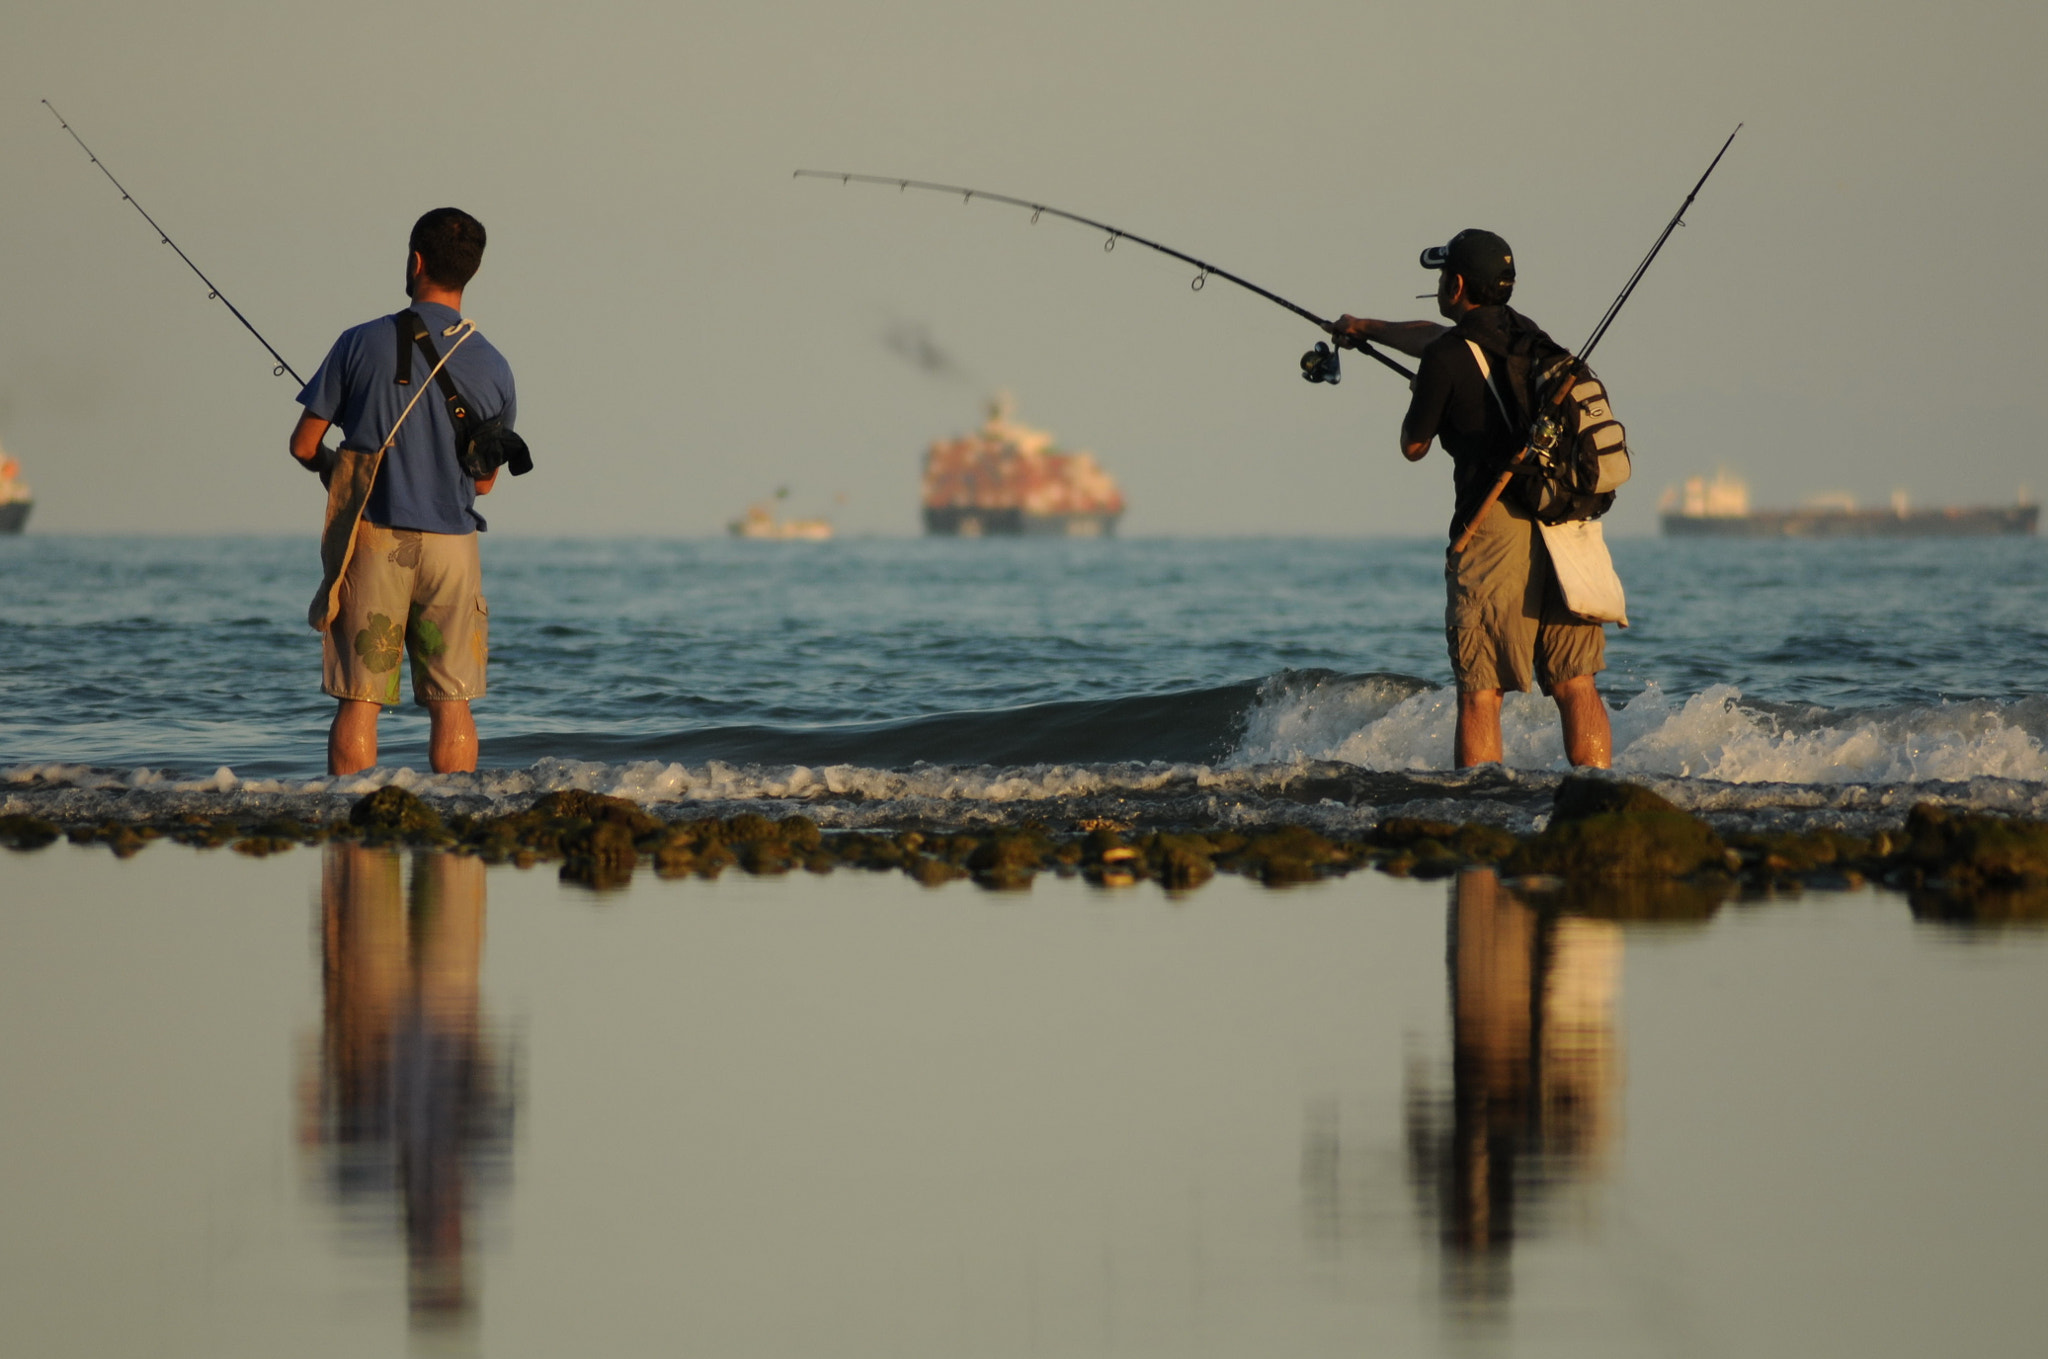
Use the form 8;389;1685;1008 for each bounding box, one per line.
306;844;513;1324
1407;868;1621;1293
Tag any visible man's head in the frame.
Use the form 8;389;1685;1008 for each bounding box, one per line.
406;208;487;296
1422;228;1514;310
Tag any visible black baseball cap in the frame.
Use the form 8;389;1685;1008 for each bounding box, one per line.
1420;229;1515;290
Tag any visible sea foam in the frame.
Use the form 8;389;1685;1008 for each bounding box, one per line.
1226;674;2048;785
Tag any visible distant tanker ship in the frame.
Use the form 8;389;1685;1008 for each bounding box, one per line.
1660;472;2036;538
0;447;32;534
922;395;1125;537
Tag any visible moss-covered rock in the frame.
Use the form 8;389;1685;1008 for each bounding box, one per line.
1901;804;2048;890
1509;811;1725;880
908;854;966;887
349;786;445;837
528;789;664;838
652;835;699;879
722;812;781;843
777;816;823;853
1551;774;1687;822
1373;817;1461;847
560;819;639;889
831;832;903;869
1080;826;1127;862
739;840;798;875
0;814;62;850
968;832;1048;888
1508;778;1724;880
1727;828;1875;878
1450;823;1520;864
1142;833;1218;890
1229;825;1344;886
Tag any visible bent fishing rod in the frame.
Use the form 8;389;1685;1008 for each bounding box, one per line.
793;169;1415;384
1449;124;1742;554
44;100;304;385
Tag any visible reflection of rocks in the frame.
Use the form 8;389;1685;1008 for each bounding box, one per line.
307;844;514;1327
1894;803;2048;894
1908;882;2048;928
1404;869;1623;1298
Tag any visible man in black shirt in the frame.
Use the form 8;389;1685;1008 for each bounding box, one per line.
1330;230;1612;770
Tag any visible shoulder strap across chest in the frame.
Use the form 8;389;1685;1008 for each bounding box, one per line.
393;310;475;426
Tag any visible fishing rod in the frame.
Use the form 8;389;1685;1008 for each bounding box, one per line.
1578;123;1741;368
793;169;1415;384
1449;124;1742;553
43;100;304;385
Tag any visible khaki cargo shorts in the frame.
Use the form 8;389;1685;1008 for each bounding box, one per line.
322;524;488;707
1445;496;1604;695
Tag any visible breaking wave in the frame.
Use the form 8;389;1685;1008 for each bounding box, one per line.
1229;671;2048;785
8;671;2048;836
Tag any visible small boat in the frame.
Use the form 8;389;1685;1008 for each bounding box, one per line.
1659;471;2036;538
0;448;32;534
728;490;832;540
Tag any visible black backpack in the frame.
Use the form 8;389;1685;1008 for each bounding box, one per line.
1465;315;1631;524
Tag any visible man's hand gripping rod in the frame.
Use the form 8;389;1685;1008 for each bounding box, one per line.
1448;125;1740;554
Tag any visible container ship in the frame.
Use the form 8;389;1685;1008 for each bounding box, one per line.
0;448;31;534
922;395;1125;537
1660;472;2036;538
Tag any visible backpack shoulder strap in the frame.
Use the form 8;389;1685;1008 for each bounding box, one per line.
1464;339;1516;428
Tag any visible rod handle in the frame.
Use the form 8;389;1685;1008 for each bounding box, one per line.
1449;459;1523;554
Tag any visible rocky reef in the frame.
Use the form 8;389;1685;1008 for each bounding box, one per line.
7;775;2046;925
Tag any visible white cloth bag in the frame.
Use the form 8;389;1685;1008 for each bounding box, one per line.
1465;339;1629;626
1537;518;1629;626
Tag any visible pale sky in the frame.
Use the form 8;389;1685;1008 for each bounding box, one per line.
2;0;2042;536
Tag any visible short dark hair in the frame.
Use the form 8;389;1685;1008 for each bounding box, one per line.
1463;273;1514;307
409;208;487;290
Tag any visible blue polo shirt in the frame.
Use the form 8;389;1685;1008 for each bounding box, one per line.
298;300;517;534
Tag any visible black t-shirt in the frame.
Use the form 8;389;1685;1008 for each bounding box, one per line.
1402;305;1556;540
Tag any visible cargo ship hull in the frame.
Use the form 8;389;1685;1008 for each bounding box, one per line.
924;507;1120;538
1663;505;2036;538
0;500;30;534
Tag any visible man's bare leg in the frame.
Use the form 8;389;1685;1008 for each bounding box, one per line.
330;699;381;776
428;700;478;774
1455;689;1504;768
1552;675;1612;769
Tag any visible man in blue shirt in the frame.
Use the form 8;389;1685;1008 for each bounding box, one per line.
289;208;518;776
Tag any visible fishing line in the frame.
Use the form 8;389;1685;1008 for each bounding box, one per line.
44;100;304;385
793;169;1416;383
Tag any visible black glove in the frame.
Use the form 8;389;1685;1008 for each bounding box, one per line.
304;443;337;490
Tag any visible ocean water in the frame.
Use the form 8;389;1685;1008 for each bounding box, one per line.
4;533;2046;830
7;851;2047;1358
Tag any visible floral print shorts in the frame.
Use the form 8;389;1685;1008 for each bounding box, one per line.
322;524;488;706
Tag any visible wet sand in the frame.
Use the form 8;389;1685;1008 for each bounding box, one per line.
4;842;2047;1357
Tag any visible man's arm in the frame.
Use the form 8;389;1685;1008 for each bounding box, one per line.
290;410;337;484
1330;315;1450;359
1399;343;1454;462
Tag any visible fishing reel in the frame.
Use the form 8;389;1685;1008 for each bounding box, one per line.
1526;410;1566;464
1300;341;1342;385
